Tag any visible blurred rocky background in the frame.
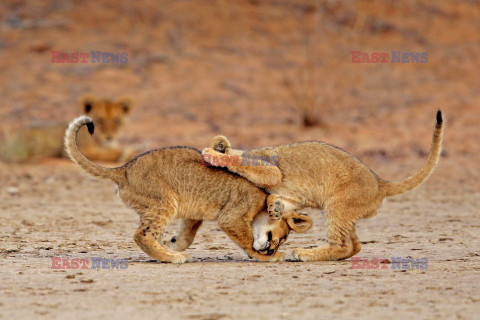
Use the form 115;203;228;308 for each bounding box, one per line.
0;0;478;186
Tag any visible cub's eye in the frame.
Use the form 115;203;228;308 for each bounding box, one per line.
114;118;122;125
96;119;105;126
267;231;272;242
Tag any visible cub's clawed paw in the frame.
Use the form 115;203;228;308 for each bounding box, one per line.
268;200;284;220
293;248;315;262
256;251;285;262
210;135;231;153
267;195;284;220
169;252;191;264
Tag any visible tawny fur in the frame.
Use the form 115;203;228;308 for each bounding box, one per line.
202;111;445;262
0;95;136;163
65;116;312;263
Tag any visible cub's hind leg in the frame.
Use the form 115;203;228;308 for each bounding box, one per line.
294;208;357;261
133;203;190;263
345;225;362;259
168;219;203;251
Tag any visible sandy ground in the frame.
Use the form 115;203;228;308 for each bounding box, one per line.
0;156;479;320
1;0;480;318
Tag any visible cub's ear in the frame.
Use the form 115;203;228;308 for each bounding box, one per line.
116;97;134;114
285;212;313;233
80;95;96;114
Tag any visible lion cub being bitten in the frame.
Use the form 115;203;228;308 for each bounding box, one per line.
202;111;444;262
0;96;135;163
65;116;312;263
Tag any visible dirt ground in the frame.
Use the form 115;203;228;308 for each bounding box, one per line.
2;156;479;320
1;0;480;319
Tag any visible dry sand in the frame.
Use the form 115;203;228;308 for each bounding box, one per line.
0;156;479;319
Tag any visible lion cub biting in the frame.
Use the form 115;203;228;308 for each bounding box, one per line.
202;111;444;262
0;96;135;163
65;116;312;263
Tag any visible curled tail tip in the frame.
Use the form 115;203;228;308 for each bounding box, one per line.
69;115;93;126
436;110;443;126
65;116;95;149
78;115;93;125
87;122;95;135
67;116;94;133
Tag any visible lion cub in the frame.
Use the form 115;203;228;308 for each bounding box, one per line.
202;111;444;262
0;96;135;163
65;116;312;263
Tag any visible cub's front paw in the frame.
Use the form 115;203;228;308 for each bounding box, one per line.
210;135;231;153
267;195;284;220
259;251;285;262
251;250;285;262
293;248;316;262
169;252;191;264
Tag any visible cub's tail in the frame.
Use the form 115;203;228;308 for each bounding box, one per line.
381;110;444;197
64;116;125;183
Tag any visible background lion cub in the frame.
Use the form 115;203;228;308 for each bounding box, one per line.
0;96;135;163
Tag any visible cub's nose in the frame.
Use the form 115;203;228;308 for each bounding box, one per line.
254;241;270;252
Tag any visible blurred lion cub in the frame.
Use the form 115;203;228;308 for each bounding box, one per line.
0;96;135;162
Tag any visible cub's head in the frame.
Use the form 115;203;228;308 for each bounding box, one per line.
79;95;133;146
253;211;313;255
